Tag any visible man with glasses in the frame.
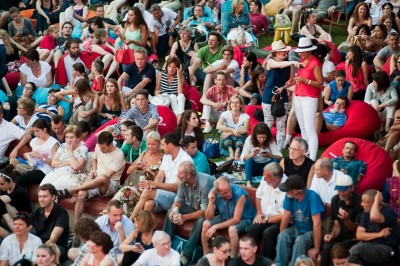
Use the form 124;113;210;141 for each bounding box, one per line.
53;22;73;68
228;235;274;266
133;230;180;266
7;82;36;121
280;137;315;186
201;176;256;258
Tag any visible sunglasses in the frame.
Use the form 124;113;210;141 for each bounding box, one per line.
0;173;12;182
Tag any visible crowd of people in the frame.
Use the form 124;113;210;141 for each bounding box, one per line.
1;0;400;265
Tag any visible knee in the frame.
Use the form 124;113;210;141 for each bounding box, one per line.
143;200;154;210
202;220;211;232
228;226;237;237
76;191;88;201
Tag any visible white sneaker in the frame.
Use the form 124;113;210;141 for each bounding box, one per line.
203;122;212;133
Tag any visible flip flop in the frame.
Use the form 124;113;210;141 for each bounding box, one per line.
57;189;72;200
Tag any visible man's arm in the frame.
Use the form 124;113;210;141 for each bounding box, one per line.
132;78;152;93
117;72;129;91
370;191;385;223
356;226;391;241
280;210;291;232
308;213;322;260
47;227;65;245
213;195;246;230
9;132;33;159
142;118;160;132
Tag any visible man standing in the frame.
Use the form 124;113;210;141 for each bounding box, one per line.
276;175;325;266
201;176;256;258
32;184;70;260
349;189;399;265
200;71;237;133
120;125;147;163
249;0;269;37
320;175;363;266
181;135;210;174
246;163;286;260
96;200;135;258
331;141;366;185
118;48;156;96
228;235;274;266
62;132;125;225
373;32;400;71
163;161;214;265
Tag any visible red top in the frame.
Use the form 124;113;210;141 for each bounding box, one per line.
91;44;114;60
39;34;57;50
346;63;366;93
92;75;105;92
295;55;322;98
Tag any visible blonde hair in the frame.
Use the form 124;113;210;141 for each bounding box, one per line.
232;0;244;13
93;28;107;44
0;30;15;55
44;25;58;36
294;255;315;266
146;131;161;142
64;125;82;139
227;95;244;113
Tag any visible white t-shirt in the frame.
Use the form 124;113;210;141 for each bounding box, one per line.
310;169;345;204
240;136;282;164
147;8;178;36
18;61;51;88
13;114;39;131
29;136;59;174
220;111;250;130
93;145;125;182
159;148;193;184
0;233;42;265
322;59;335;86
136;248;180;266
0;119;25;163
211;59;241;83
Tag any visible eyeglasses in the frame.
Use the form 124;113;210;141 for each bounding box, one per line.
218;248;231;255
0;173;12;182
288;147;302;152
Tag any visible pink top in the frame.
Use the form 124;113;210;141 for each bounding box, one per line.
205;85;237;107
295;55;322;98
39;34;57;50
346;63;366;92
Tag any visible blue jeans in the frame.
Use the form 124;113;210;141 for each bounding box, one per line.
244;158;279;182
154;189;176;212
275;226;314;266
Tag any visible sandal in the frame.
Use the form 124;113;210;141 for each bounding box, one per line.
57;189;72;200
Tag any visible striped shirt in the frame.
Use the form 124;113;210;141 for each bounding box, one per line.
159;72;178;95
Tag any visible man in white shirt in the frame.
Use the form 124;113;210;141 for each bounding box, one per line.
131;133;193;219
0;106;25;164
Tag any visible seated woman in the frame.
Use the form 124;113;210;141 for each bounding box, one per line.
216;95;250;160
240;122;282;187
223;0;250;37
381;14;399;34
81;232;117;266
11;98;39;131
153;57;185;124
349;24;375;53
324;70;353;106
174;109;204;151
97;78;127;126
345;45;369;100
238;52;259;90
0;30;19;97
196;236;231;266
35;243;60;266
347;2;372;42
120;211;156;266
8;7;43;52
300;10;332;42
40;125;88;190
238;65;266;103
76;120;96;152
0;165;32;217
81;16;104;42
12;119;59;187
111;131;163;218
18;50;53;90
370;24;388;52
0;212;42;266
37;25;59;64
35;0;61;35
365;71;398;133
59;0;89;29
35;89;65;123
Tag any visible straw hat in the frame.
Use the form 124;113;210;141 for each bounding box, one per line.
294;37;317;53
271;40;291;52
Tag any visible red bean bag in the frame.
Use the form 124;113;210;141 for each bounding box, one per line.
244;105;263;135
183;83;203;112
5;72;20;91
321;138;392;194
382;55;392;76
318;100;380;147
321;41;342;65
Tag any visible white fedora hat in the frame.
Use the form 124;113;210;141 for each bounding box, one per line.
271;40;291;52
294;37;317;53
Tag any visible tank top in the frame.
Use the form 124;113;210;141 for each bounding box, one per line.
135;232;154;250
101;104;121;117
284;157;314;184
346;63;366;92
176;40;195;67
125;27;142;50
86;254;117;266
29;136;59;174
74;6;84;17
159;72;179;95
328;80;351;102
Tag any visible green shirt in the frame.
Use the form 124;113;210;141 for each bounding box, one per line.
121;139;147;163
197;45;223;69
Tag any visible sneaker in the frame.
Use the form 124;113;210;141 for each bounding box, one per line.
283;138;292;149
180;253;189;266
203;122;212;133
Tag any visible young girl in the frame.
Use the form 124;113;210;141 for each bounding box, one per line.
90;59;105;95
37;25;59;63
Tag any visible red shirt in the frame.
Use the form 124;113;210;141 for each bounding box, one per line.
39;34;57;50
295;55;322;98
92;75;105;92
250;13;269;35
205;85;237;110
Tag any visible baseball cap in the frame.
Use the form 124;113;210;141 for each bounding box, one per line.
334;174;353;191
279;175;305;192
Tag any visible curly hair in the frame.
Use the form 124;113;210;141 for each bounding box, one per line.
0;30;15;55
17;97;35;115
353;2;370;23
250;122;274;148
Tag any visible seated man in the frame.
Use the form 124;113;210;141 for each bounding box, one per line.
131;133;193;219
249;0;268;37
316;96;349;133
61;132;125;225
32;184;70;260
50;115;65;143
331;141;367;185
181;135;210;175
349;189;399;265
200;71;237;133
276;175;324;266
201;176;256;258
35;89;65;123
120;125;147;163
96;200;135;258
246;163;286;260
53;22;73;68
228;235;274;266
163;161;214;265
383;159;400;226
373;32;400;71
181;4;215;31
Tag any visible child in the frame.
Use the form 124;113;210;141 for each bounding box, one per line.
37;25;59;64
36;89;65;122
91;59;105;95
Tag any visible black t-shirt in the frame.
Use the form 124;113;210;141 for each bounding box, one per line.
228;255;274;266
125;63;156;95
284;157;314;183
0;1;21;10
32;203;70;249
0;200;8;229
0;185;32;213
331;192;363;241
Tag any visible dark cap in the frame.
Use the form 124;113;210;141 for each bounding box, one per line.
279;175;305;192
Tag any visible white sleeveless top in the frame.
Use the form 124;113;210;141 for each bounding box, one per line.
29;136;59;174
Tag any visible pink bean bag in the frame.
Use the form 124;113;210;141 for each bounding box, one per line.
321;138;393;194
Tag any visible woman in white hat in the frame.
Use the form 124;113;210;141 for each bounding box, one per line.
293;37;323;160
261;40;299;150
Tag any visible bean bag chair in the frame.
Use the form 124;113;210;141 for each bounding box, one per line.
183;83;203;112
321;41;342;65
5;72;20;91
31;87;72;122
20;9;37;29
321;138;393;194
318;100;380;147
382;55;392;76
264;0;284;16
245;105;263;135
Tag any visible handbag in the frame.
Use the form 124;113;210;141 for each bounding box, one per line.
115;44;135;65
274;14;291;28
202;133;220;159
271;93;285;117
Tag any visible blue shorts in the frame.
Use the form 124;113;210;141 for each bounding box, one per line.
208;215;252;233
154;189;176;212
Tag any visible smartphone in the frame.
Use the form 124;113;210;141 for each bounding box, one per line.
272;86;279;94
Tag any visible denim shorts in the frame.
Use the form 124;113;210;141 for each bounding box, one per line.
154;189;176;212
209;215;252;233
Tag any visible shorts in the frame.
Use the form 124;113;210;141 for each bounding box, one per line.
87;180;119;199
209;215;252;233
154;189;176;212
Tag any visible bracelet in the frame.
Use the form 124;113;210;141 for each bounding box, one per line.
307;79;311;85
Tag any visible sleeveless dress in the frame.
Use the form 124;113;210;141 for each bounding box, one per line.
125;27;142;50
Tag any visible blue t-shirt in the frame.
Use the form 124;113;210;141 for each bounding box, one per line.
332;157;366;185
193;151;210;175
283;188;325;233
215;184;256;221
